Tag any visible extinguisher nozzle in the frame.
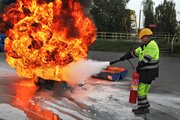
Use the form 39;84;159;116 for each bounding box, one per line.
109;59;120;65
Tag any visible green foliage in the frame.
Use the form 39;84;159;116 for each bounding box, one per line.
154;0;177;34
90;0;130;32
143;0;154;28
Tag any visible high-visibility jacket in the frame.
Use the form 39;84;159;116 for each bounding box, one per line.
132;40;159;84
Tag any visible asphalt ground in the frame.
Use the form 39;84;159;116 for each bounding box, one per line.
0;51;180;120
88;51;180;93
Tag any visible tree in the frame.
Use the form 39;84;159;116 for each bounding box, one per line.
90;0;130;32
177;21;180;33
154;0;177;34
143;0;154;28
3;0;16;5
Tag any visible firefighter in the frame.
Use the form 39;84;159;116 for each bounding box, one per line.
119;28;159;115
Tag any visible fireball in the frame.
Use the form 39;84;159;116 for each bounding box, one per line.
2;0;96;82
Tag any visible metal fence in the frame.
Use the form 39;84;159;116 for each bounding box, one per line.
96;32;180;52
171;33;180;52
97;32;138;41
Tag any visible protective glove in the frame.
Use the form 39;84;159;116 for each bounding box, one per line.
119;52;133;61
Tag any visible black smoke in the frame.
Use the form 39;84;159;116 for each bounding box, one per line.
76;0;92;15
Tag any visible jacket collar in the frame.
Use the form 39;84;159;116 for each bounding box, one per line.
144;39;153;46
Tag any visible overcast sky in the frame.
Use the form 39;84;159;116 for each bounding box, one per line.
126;0;180;28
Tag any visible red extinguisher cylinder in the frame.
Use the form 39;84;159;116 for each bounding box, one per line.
129;72;139;104
129;90;137;104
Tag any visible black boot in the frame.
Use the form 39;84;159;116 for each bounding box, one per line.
132;108;141;113
133;107;150;115
133;96;150;115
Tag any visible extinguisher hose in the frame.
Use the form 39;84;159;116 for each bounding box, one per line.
127;59;135;70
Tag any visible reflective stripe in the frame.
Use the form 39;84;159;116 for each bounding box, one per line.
142;59;159;65
142;58;149;63
142;56;158;64
142;58;159;65
138;101;149;106
149;60;159;63
143;55;152;63
137;95;150;108
131;51;138;57
141;65;158;69
144;55;152;60
138;96;146;99
138;99;148;104
138;103;150;108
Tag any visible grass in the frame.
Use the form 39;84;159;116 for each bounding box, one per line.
89;39;180;57
173;45;180;54
89;39;134;52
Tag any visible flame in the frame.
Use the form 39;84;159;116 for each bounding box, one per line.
13;80;38;106
3;0;96;83
13;80;60;120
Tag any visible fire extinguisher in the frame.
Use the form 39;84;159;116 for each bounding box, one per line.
129;71;139;104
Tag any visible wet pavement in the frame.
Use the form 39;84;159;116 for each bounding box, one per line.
0;51;180;120
88;51;180;93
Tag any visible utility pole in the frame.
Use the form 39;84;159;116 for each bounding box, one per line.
138;9;141;31
177;11;180;33
138;3;143;32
